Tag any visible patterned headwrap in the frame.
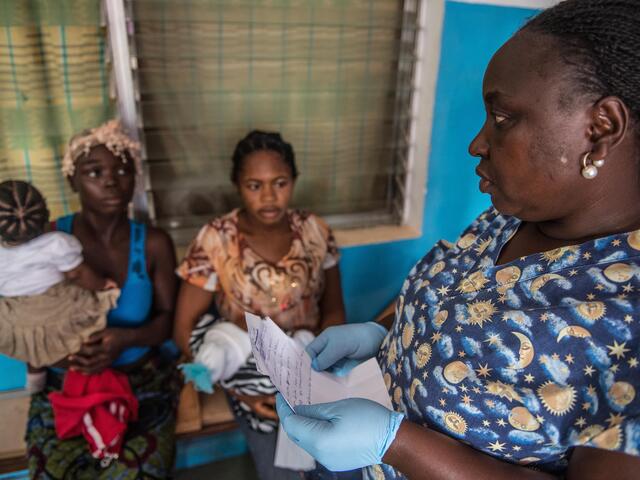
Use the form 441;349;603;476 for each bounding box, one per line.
61;119;142;177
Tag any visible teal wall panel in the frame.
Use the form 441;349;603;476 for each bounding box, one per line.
0;356;26;391
175;429;248;470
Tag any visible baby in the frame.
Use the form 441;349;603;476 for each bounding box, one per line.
0;180;119;392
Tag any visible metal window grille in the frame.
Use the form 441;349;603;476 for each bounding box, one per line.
123;0;420;244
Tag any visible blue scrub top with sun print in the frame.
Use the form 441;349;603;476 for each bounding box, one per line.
365;208;640;479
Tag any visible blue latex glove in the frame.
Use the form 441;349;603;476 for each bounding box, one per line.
276;394;404;472
306;322;388;376
326;358;363;377
178;363;214;393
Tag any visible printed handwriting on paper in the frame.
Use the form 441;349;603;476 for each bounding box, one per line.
245;313;392;410
246;313;311;407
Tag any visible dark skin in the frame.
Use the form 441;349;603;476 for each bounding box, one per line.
471;34;640;262
379;31;640;479
174;149;345;420
56;144;177;374
64;262;115;291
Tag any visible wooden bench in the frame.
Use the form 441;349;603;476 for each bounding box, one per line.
0;387;238;475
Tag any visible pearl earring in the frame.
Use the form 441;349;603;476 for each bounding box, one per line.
581;152;604;179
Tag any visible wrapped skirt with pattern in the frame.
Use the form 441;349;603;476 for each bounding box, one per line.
26;352;180;479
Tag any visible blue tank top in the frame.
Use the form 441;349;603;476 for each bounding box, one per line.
56;214;152;366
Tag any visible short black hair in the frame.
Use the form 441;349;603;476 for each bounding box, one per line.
231;130;298;184
523;0;640;134
0;180;49;244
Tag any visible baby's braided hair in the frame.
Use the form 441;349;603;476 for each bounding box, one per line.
0;180;49;245
523;0;640;135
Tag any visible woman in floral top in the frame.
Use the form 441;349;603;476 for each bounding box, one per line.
174;130;347;480
176;207;340;333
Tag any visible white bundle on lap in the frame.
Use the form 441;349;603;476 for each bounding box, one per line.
195;321;252;383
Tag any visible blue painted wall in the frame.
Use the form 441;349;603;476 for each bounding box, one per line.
0;1;538;392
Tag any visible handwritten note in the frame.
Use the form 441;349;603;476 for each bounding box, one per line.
246;313;392;410
246;313;312;408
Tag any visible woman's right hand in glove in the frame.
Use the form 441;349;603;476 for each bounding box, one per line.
305;322;388;375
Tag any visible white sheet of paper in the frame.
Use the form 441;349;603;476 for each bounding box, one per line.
245;313;392;410
274;418;316;471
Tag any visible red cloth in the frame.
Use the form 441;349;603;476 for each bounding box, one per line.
49;369;138;462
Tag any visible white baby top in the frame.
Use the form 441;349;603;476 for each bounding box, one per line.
0;232;83;296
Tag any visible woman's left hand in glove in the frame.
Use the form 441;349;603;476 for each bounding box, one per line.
276;394;404;472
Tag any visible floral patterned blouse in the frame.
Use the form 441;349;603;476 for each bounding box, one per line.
366;208;640;479
177;209;339;332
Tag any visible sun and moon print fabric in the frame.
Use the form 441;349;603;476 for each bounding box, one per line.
367;208;640;479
